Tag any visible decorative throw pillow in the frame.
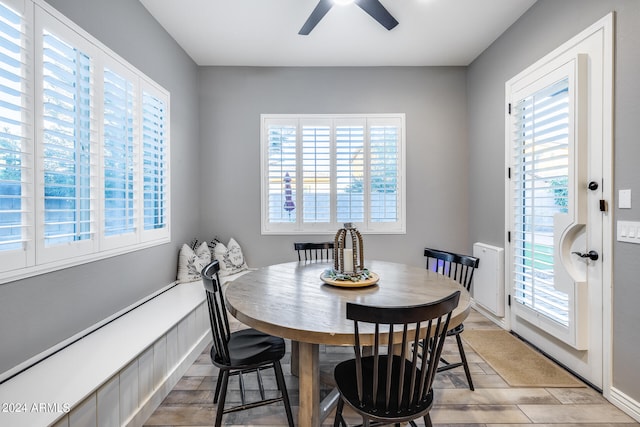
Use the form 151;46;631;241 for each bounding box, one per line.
176;241;211;283
213;238;249;277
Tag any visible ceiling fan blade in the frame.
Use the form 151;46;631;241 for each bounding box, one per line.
299;0;334;35
354;0;399;30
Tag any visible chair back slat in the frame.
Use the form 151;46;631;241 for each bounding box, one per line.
384;323;394;410
396;324;408;408
424;247;479;291
418;316;446;397
202;261;232;364
353;321;364;403
294;242;334;262
407;321;421;404
346;291;460;416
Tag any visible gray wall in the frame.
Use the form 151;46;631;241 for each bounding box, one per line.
0;0;201;378
197;66;470;269
467;0;640;401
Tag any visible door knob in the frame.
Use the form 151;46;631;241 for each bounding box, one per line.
572;250;599;261
588;181;599;191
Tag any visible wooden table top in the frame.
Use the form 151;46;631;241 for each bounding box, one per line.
224;260;471;346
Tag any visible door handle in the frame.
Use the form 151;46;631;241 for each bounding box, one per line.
572;250;599;261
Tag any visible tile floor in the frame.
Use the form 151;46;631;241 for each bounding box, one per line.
144;310;638;426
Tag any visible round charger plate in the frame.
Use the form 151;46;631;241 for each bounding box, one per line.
320;271;379;288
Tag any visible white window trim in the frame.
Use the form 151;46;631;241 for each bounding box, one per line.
260;113;406;235
0;0;170;284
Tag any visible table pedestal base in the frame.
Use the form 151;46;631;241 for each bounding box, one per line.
298;342;320;427
292;341;341;427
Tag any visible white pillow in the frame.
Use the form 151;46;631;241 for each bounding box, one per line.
176;241;211;283
213;237;249;277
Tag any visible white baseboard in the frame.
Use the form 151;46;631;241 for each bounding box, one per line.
471;300;508;330
609;387;640;423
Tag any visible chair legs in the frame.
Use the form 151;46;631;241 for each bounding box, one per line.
213;374;223;403
214;370;230;427
455;333;474;391
333;398;345;427
213;363;294;427
273;360;295;427
437;333;474;390
214;368;268;404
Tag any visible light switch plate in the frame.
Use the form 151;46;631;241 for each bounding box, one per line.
619;189;631;209
617;221;640;244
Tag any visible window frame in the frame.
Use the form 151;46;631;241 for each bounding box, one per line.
0;0;170;283
508;61;581;345
260;113;406;235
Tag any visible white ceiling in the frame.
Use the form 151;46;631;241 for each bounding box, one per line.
139;0;537;67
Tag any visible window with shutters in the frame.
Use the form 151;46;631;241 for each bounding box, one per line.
0;0;33;271
103;66;136;241
37;22;97;264
0;0;170;282
141;88;168;237
261;114;405;234
510;77;571;327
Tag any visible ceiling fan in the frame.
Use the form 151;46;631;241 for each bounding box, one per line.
299;0;399;35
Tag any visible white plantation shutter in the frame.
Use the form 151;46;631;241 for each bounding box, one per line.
261;114;405;234
302;123;330;223
266;122;297;227
0;0;32;269
336;124;364;223
103;66;136;240
511;77;570;326
369;124;399;223
141;86;168;238
37;16;98;262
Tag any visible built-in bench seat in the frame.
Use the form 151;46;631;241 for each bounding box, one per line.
0;271;248;427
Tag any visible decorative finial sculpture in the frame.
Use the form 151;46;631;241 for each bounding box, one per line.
333;223;364;275
321;223;376;286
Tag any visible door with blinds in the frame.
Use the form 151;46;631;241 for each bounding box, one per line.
505;16;613;389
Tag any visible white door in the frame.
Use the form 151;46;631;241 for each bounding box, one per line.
505;15;613;389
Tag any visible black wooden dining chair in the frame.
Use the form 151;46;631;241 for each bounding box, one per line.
294;241;334;261
424;247;480;390
201;261;294;427
292;241;337;375
333;291;461;427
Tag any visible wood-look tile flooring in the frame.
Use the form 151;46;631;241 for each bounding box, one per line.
144;309;638;426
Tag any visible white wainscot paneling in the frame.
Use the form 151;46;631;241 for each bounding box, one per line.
139;347;155;407
120;360;139;425
166;325;179;372
97;376;119;427
69;395;96;427
153;336;167;389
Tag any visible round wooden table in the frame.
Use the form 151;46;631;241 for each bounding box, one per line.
224;260;470;427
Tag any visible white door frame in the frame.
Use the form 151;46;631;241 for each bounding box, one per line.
503;13;613;394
